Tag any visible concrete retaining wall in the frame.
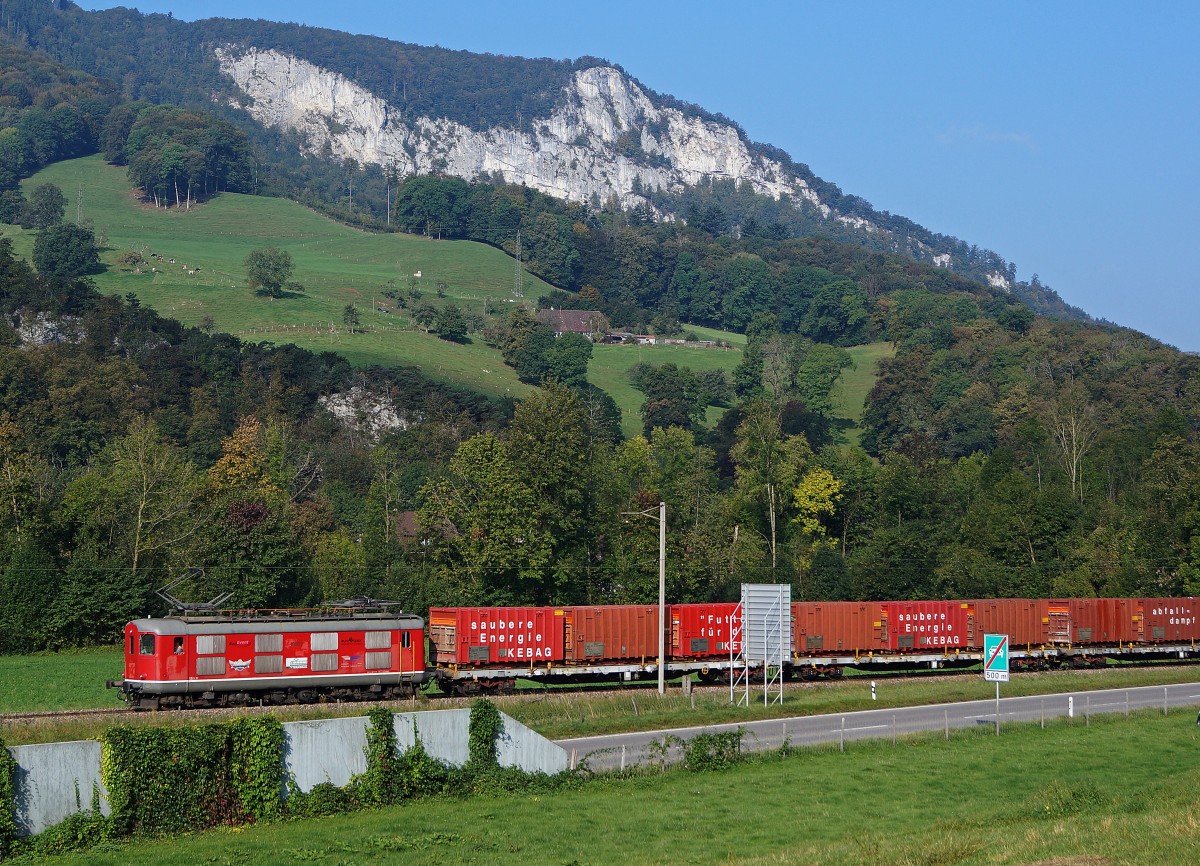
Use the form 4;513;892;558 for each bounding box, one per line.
9;740;110;838
393;708;471;767
283;715;370;792
7;709;567;835
497;714;569;774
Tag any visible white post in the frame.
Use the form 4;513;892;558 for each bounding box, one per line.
995;681;1000;736
658;501;666;696
871;681;877;701
1069;695;1074;718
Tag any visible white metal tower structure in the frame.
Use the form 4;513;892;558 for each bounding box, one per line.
733;583;791;707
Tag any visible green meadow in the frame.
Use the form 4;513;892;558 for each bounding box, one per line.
16;156;550;400
15;709;1200;865
590;340;745;438
828;340;894;446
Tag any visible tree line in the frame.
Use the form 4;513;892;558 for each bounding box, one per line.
2;207;1199;652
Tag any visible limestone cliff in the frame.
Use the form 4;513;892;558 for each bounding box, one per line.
216;47;825;216
215;45;1018;290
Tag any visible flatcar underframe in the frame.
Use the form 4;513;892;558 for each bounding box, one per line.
435;643;1200;693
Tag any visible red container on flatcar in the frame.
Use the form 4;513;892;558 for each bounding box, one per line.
428;607;565;666
1050;598;1137;645
881;601;969;651
670;603;740;659
1138;598;1200;643
562;605;660;663
791;602;885;655
968;599;1050;649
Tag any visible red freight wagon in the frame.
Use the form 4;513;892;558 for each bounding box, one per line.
968;599;1050;649
428;607;565;666
791;602;884;655
1138;598;1200;643
671;603;740;659
882;601;969;651
118;611;426;709
1050;598;1137;645
562;605;660;663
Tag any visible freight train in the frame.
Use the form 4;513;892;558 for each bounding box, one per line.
110;596;1200;709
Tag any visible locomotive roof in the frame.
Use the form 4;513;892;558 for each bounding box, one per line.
130;612;423;635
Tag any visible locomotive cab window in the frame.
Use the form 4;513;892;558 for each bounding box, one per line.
173;637;184;655
128;635;136;655
139;633;156;655
401;631;411;649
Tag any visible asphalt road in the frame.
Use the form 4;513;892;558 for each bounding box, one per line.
555;681;1200;771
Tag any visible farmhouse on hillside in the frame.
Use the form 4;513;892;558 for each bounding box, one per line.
536;308;609;339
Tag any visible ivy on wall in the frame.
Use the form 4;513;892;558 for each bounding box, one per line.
228;719;286;823
101;717;284;836
467;699;504;769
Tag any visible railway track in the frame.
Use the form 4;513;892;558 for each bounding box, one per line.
0;707;133;722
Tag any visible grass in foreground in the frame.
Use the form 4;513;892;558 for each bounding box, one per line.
15;709;1200;865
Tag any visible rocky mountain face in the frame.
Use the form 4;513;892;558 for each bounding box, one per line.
218;48;826;216
218;47;1021;288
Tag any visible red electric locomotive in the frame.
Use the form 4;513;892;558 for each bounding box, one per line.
111;601;426;710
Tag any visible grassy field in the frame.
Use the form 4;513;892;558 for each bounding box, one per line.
16;709;1200;865
590;340;744;437
14;156;549;401
828;340;894;447
0;648;123;715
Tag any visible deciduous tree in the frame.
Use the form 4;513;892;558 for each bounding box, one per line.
244;246;295;298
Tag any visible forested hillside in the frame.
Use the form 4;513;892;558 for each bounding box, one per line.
0;0;1085;320
0;6;1198;657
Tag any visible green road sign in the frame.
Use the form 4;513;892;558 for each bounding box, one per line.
984;633;1009;683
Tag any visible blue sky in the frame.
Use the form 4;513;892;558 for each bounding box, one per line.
79;1;1200;350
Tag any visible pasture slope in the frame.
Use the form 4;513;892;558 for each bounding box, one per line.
10;157;890;437
16;156;552;401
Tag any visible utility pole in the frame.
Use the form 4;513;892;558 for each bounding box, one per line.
623;502;667;695
658;500;666;696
